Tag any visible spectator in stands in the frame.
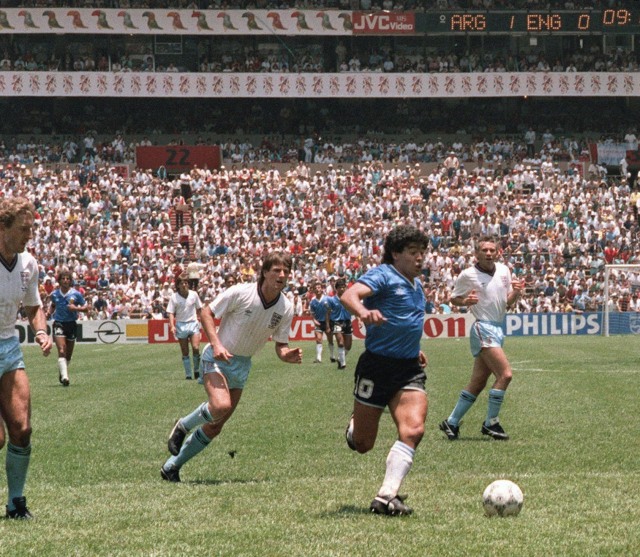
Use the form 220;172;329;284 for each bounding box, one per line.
572;286;592;313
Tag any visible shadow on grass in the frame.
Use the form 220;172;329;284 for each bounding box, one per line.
319;505;375;517
186;477;271;486
439;437;495;443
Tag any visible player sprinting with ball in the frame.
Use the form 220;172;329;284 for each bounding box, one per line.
340;225;429;516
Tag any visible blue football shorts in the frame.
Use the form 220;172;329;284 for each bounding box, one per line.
201;343;252;390
0;336;26;377
470;321;505;357
175;321;200;339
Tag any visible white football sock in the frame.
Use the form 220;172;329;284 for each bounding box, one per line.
58;357;69;381
378;441;415;499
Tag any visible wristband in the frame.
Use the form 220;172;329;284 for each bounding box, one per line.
35;329;48;337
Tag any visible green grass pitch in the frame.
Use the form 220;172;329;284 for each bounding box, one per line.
1;336;638;556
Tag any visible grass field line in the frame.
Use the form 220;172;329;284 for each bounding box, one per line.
512;367;640;373
509;359;640;373
501;471;640;479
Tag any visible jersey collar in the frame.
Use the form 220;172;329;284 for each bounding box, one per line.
0;252;17;272
475;263;496;277
258;284;281;309
388;263;419;289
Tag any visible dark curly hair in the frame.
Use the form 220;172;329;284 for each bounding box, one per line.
382;225;429;264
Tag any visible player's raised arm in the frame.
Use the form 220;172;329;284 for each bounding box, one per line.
451;289;478;307
507;278;525;308
340;282;387;326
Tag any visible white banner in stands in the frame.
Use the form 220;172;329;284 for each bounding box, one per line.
0;72;637;98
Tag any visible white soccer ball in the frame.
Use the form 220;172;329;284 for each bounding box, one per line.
482;480;523;517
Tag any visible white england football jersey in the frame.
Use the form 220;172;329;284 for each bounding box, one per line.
167;290;203;322
209;282;293;357
452;262;512;323
0;252;42;339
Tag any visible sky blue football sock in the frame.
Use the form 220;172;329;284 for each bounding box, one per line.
182;356;192;378
181;402;213;431
485;389;506;426
448;390;477;427
6;443;31;510
164;427;211;470
192;353;200;374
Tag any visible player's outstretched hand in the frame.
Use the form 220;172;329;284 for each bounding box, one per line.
418;350;428;369
512;278;526;293
358;309;387;326
282;347;303;364
465;289;479;306
36;334;52;357
213;344;233;362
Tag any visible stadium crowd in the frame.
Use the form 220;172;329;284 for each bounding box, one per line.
197;45;638;75
1;39;637;74
3;127;640;322
3;122;635;167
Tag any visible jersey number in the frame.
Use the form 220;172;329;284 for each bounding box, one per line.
355;378;374;400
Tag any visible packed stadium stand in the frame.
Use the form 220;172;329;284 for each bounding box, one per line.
3;1;640;320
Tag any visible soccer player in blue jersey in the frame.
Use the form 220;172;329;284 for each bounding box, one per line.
439;236;524;441
340;225;429;516
0;197;52;519
161;252;303;483
326;278;353;370
308;281;334;364
49;269;89;386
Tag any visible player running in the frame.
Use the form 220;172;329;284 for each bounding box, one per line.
439;236;524;441
167;272;203;380
326;278;353;370
49;269;89;387
308;281;334;364
0;197;52;519
161;252;302;482
341;225;429;516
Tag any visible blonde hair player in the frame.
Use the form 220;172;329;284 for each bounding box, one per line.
0;197;52;519
439;236;525;441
